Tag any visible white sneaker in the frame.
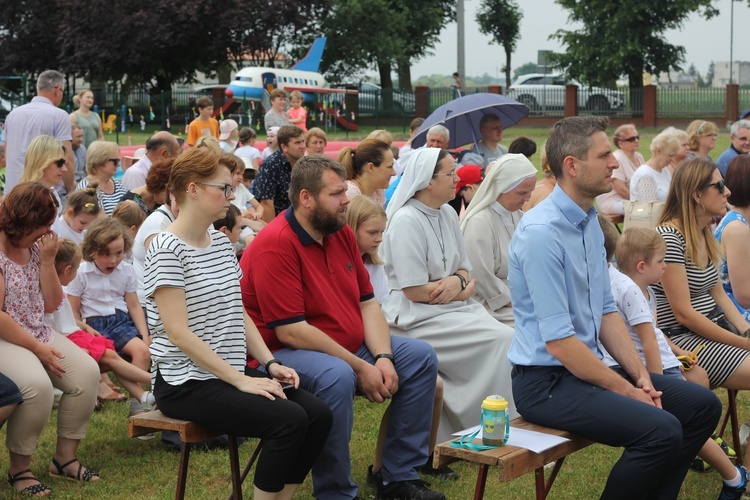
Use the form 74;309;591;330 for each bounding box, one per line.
140;391;156;412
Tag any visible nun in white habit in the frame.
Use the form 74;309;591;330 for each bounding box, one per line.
382;147;517;443
460;154;538;328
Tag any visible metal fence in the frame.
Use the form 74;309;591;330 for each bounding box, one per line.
657;87;725;118
0;85;738;131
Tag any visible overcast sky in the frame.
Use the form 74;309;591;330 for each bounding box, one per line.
410;0;750;82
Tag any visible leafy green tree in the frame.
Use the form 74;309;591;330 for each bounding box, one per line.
0;0;62;76
550;0;717;113
513;62;538;82
321;0;454;89
476;0;522;90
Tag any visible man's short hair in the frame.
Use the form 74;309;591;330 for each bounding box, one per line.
71;124;82;133
479;114;500;129
278;125;305;148
288;154;346;209
730;119;750;137
37;70;64;93
546;116;609;179
195;96;214;109
427;124;449;142
146;133;179;154
269;89;287;101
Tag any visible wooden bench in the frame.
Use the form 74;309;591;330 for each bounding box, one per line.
433;418;592;500
129;410;261;500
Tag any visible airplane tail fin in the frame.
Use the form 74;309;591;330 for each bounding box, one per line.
291;37;327;72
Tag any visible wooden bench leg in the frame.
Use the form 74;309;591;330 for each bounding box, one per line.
176;442;191;500
227;440;263;500
227;435;242;500
473;464;488;500
535;457;565;500
718;389;742;464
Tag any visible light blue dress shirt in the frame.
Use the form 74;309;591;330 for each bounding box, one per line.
507;184;617;366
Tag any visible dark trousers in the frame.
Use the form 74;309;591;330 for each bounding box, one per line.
154;368;333;493
512;366;721;500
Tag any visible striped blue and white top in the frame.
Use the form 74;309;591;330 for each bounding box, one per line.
653;225;718;330
144;229;246;385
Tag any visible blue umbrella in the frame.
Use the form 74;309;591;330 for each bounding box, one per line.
411;93;529;149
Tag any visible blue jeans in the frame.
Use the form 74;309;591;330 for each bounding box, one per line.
267;336;438;500
512;365;721;499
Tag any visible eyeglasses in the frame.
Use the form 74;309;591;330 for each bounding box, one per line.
704;133;718;138
621;135;640;143
701;179;725;194
198;182;236;198
433;169;457;178
109;158;121;166
54;158;66;168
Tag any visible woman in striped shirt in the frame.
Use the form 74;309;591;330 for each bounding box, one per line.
144;148;331;498
653;157;750;390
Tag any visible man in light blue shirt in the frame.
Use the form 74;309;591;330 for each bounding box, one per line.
508;116;721;499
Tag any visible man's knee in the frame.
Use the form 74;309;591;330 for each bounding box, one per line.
393;337;438;377
304;357;356;404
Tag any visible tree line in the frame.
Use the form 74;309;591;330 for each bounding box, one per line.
0;0;727;95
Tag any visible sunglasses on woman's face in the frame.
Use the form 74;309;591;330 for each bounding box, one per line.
621;135;640;143
701;179;725;195
54;158;66;168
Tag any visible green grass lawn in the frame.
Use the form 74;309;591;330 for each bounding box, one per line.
0;389;743;498
33;123;735;498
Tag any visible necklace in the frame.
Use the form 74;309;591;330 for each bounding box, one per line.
416;208;447;270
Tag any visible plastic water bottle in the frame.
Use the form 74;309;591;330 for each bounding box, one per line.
481;395;510;446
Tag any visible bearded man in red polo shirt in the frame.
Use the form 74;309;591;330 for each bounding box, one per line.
239;154;443;500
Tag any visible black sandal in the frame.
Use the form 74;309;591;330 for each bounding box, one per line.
7;469;52;495
50;457;99;482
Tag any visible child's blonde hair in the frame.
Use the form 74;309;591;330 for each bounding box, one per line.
81;217;133;262
65;183;101;217
112;200;146;230
366;129;393;146
55;238;82;274
345;195;386;265
195;136;221;152
615;227;666;275
289;90;303;102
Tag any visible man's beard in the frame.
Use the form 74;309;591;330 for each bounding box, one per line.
310;203;345;236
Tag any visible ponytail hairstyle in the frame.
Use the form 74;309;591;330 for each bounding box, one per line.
72;89;93;109
64;182;101;218
337;139;390;181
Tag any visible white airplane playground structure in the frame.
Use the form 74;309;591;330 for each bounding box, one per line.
225;37;358;130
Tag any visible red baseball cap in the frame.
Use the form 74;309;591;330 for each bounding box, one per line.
455;165;484;195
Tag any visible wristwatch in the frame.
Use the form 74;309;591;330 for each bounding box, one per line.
453;273;467;291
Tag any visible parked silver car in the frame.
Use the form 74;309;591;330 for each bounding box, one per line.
506;73;625;114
